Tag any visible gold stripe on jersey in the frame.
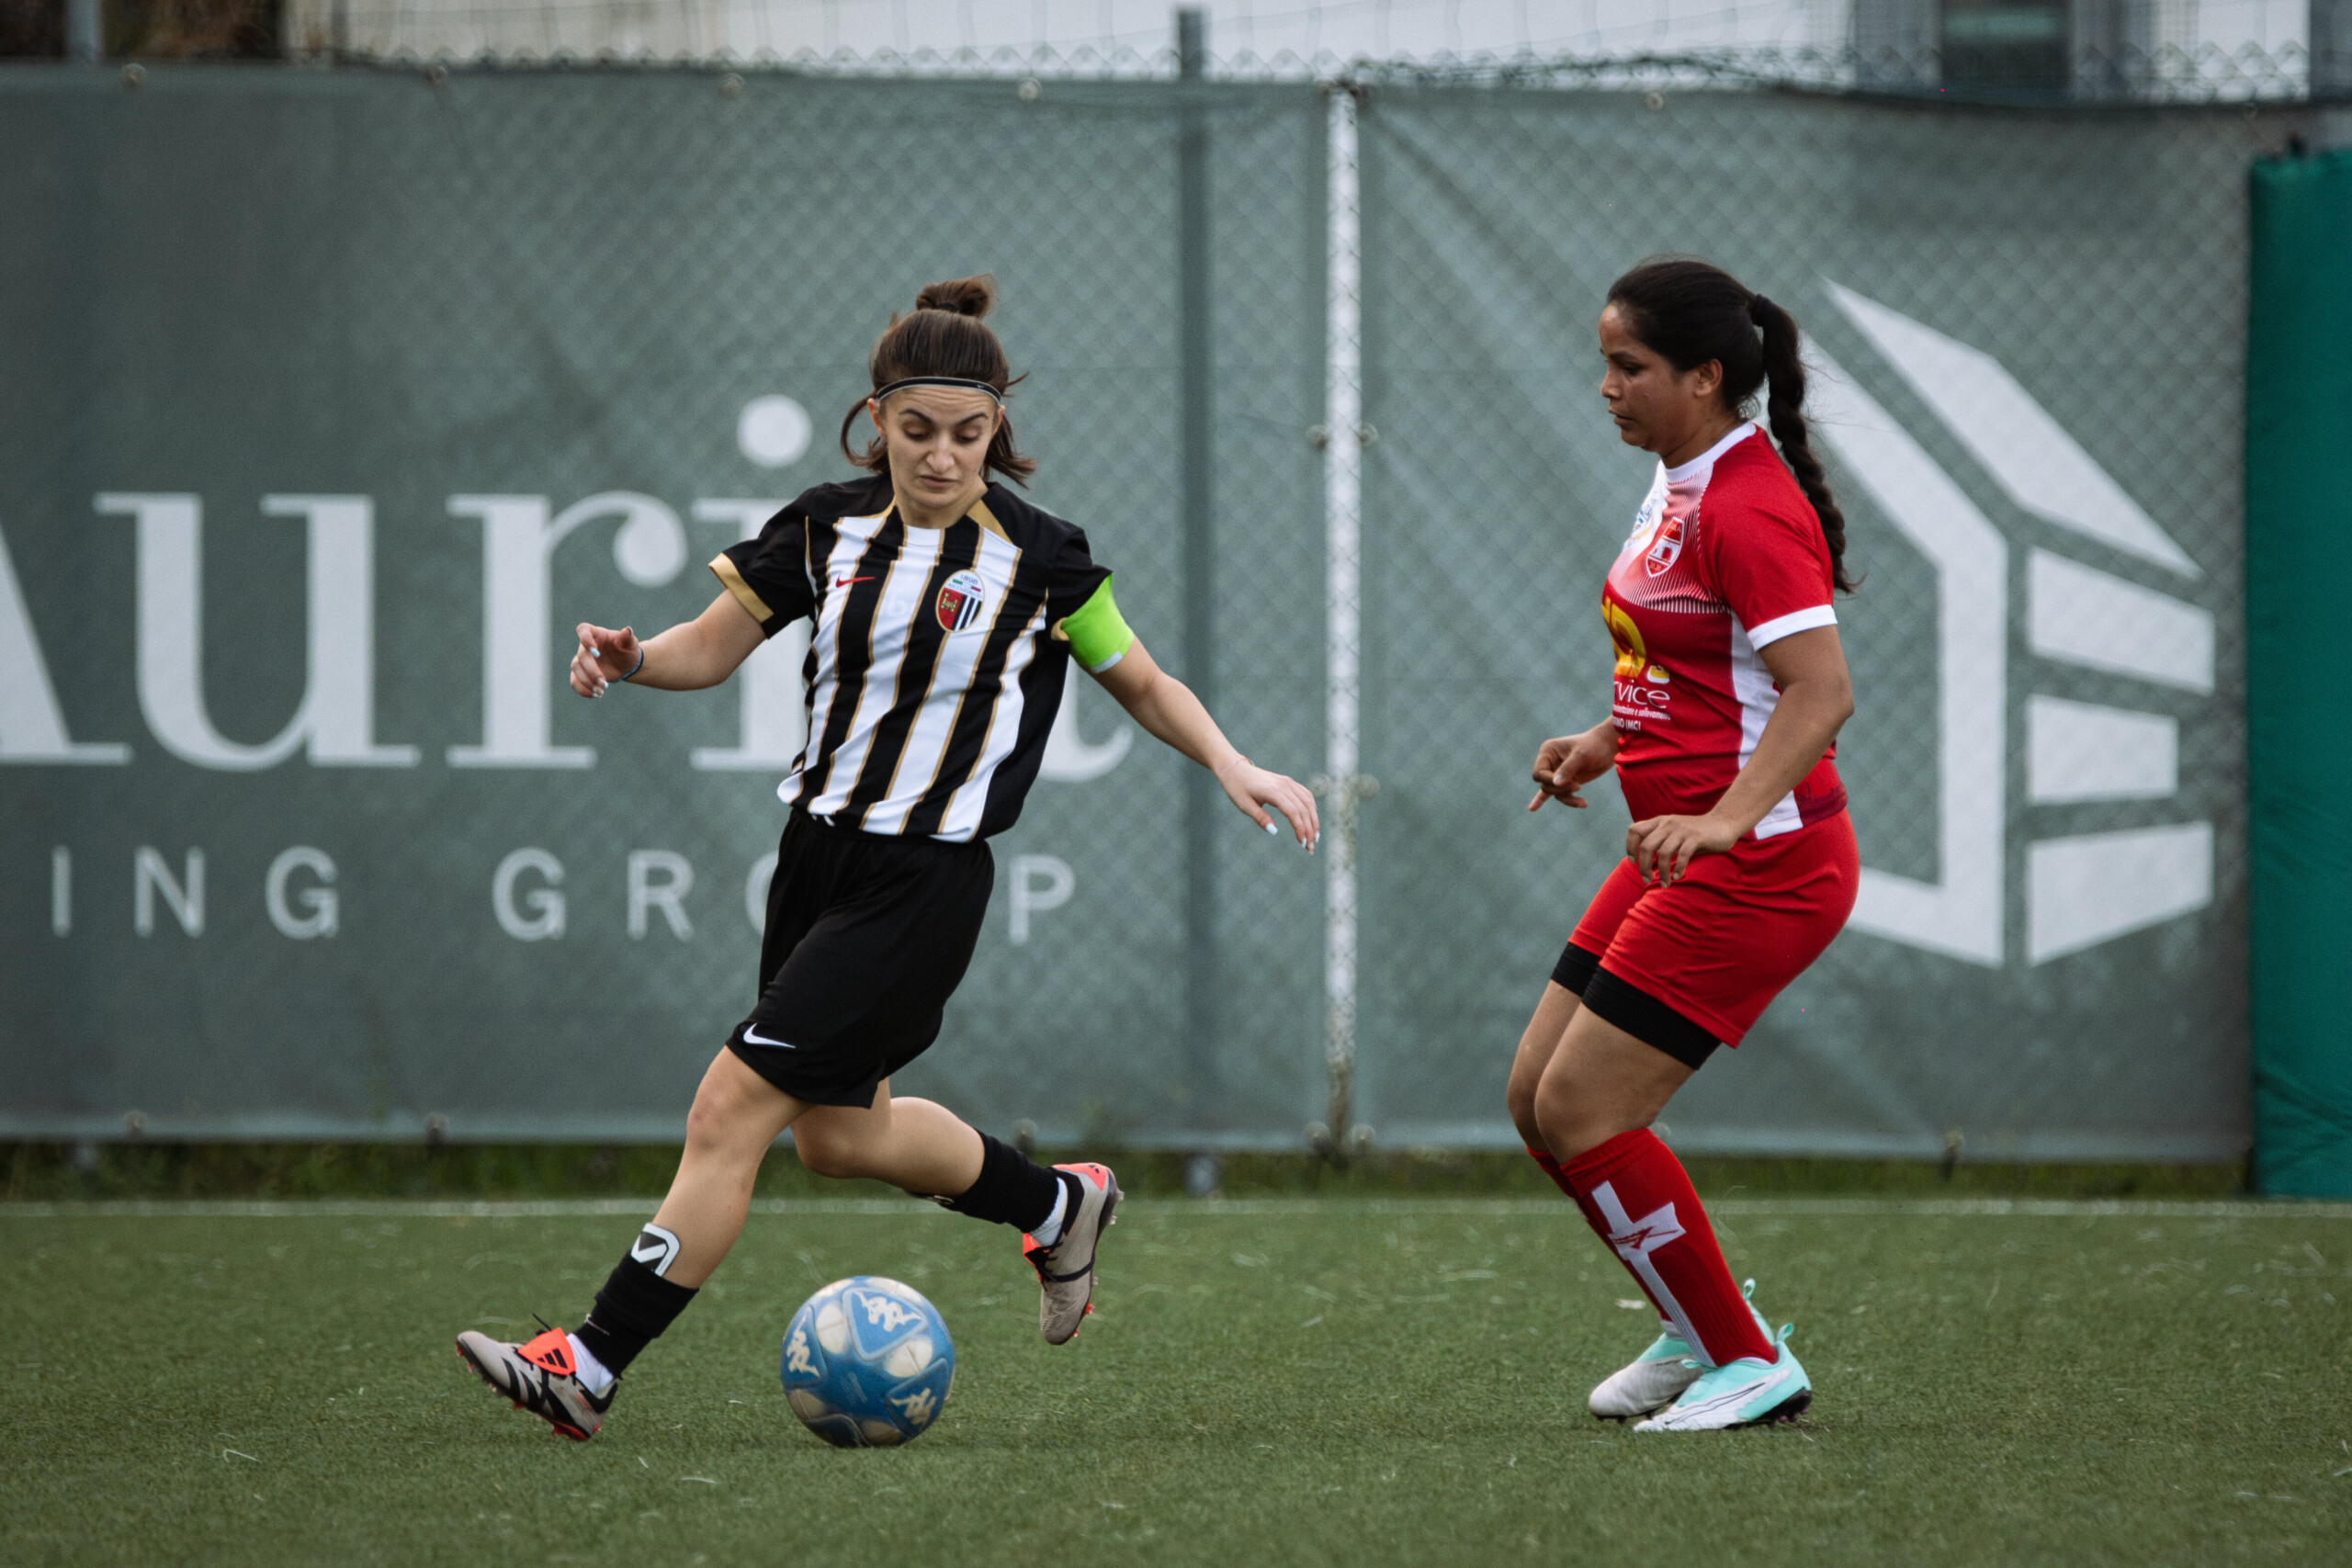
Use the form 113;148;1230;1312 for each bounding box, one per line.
796;513;898;806
847;525;984;820
967;497;1011;543
866;525;1027;833
933;597;1051;842
805;518;915;814
899;542;1046;840
710;553;774;624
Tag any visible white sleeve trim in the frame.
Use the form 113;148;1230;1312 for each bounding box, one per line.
1082;648;1125;674
1745;604;1838;649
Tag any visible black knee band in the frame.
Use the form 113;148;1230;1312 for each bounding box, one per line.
934;1133;1062;1232
1550;941;1603;996
1579;966;1722;1070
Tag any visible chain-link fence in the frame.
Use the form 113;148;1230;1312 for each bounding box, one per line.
1352;85;2271;1158
0;60;2320;1156
0;64;1330;1145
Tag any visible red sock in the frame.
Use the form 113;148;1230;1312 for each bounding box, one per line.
1558;1129;1773;1368
1531;1144;1678;1326
1525;1145;1577;1200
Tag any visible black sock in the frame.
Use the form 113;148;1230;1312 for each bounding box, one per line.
574;1252;697;1378
935;1133;1064;1232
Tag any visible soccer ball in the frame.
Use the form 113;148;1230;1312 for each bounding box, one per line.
779;1276;956;1448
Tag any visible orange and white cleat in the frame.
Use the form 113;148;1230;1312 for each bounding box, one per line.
1023;1162;1121;1346
455;1324;614;1440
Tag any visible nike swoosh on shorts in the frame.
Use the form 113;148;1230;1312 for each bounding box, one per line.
741;1026;797;1050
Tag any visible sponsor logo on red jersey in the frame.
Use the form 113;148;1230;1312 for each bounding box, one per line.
1605;597;1647;679
1626;493;1665;549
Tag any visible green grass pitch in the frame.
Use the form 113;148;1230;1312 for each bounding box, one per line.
6;1197;2349;1565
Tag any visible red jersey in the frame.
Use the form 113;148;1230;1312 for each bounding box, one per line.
1603;423;1846;839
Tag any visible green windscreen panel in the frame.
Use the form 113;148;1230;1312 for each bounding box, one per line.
2247;147;2352;1197
0;68;2279;1156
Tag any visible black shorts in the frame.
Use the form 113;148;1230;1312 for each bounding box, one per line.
726;810;994;1108
1549;941;1722;1072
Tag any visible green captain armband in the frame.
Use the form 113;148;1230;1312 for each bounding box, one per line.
1057;576;1136;672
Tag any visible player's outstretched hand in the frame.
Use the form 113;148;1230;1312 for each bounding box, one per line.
1529;725;1618;812
1625;812;1741;886
571;622;640;698
1219;761;1321;852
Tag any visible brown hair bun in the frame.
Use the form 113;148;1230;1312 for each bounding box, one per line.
913;275;997;319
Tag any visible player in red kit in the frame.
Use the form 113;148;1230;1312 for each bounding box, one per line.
1508;258;1860;1431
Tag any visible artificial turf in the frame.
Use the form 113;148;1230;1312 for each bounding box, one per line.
5;1197;2348;1566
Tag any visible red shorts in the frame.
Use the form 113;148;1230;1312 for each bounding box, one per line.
1555;812;1859;1050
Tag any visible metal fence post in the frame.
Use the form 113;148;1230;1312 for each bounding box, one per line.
1177;6;1220;1135
1318;80;1365;1159
67;0;102;62
2316;0;2352;99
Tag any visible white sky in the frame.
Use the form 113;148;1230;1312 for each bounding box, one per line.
307;0;2313;71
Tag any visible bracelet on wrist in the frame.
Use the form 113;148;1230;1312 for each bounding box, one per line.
1214;753;1250;782
620;647;647;682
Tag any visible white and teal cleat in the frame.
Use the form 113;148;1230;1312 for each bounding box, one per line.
1589;1279;1774;1421
1633;1324;1811;1432
1588;1326;1701;1420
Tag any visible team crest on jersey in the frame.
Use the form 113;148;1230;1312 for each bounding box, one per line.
1626;491;1665;551
1644;515;1686;577
935;569;988;632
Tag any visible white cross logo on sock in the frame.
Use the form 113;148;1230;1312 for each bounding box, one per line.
1591;1179;1708;1366
1599;1192;1685;1261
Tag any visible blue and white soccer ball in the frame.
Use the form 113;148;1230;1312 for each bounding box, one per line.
779;1276;956;1448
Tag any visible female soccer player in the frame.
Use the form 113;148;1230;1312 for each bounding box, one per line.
1509;258;1859;1431
456;276;1319;1440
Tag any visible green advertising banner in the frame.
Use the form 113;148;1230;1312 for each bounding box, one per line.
0;68;1329;1143
0;67;2280;1159
1349;88;2265;1160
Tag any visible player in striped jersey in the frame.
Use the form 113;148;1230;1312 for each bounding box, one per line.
1508;260;1860;1432
457;277;1319;1441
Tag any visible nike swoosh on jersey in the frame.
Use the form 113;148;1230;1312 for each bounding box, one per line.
741;1026;797;1050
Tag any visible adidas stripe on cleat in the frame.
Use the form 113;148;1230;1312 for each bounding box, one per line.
1023;1162;1120;1345
456;1325;615;1441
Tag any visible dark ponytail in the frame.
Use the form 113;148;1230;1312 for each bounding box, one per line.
841;274;1036;486
1605;258;1857;593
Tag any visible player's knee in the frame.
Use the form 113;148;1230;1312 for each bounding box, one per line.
684;1075;766;1156
791;1120;867;1180
1532;1067;1606;1159
1504;1068;1544;1147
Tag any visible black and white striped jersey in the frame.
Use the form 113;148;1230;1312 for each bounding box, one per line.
711;476;1114;844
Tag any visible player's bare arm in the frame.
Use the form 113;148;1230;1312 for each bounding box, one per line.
569;591;764;697
1624;624;1853;884
1091;642;1320;847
